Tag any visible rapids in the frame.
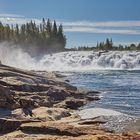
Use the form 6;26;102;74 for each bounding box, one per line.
0;44;139;71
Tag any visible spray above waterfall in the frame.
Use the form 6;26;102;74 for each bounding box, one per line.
38;51;140;71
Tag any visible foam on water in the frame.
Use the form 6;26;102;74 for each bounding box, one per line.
64;70;140;117
36;51;140;71
0;43;140;71
78;108;123;120
77;108;138;134
0;44;139;133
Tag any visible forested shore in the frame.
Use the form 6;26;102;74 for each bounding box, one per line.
67;38;140;51
0;19;140;55
0;18;66;55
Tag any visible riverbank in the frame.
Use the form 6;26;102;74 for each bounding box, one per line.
0;64;139;140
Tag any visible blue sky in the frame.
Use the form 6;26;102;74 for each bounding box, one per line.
0;0;140;47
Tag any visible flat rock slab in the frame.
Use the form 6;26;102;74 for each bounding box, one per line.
0;118;22;133
20;122;86;136
77;108;122;120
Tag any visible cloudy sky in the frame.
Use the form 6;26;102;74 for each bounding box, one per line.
0;0;140;47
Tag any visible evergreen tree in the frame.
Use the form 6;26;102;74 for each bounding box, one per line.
105;38;113;50
46;19;52;37
42;18;46;31
57;24;66;49
137;43;140;50
0;18;66;53
130;43;136;50
52;20;57;37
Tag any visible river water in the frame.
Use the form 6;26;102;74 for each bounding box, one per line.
63;70;140;117
0;47;140;116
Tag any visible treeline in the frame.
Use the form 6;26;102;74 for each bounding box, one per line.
0;18;66;55
96;38;140;51
68;38;140;51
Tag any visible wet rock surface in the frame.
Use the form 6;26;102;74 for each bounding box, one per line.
0;64;139;139
0;65;100;133
0;64;99;111
0;118;22;133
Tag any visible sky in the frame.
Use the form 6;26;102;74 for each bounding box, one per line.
0;0;140;48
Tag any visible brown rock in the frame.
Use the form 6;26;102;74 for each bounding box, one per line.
20;122;86;136
65;99;85;109
0;85;13;100
32;107;71;121
47;88;70;102
0;85;20;109
0;118;21;133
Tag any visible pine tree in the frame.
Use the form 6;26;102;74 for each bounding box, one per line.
46;19;52;38
0;19;66;53
0;22;4;41
57;24;66;49
137;43;140;50
52;20;57;37
105;38;113;50
42;18;46;31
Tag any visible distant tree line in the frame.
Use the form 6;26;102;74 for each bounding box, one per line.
0;18;66;55
96;38;140;51
67;38;140;51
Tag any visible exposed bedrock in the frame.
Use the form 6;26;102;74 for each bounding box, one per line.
0;118;22;133
0;64;100;111
0;65;99;137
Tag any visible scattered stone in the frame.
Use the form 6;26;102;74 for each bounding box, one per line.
65;99;86;109
65;79;70;82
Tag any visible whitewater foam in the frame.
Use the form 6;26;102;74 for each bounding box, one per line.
0;43;140;71
77;108;123;120
77;108;138;134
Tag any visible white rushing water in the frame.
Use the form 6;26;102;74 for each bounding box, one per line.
0;43;140;71
0;43;139;133
78;108;123;120
77;108;138;134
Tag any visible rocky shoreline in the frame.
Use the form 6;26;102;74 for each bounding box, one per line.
0;64;139;140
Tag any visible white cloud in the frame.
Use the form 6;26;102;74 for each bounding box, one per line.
0;14;140;35
61;21;140;34
64;26;140;35
0;13;24;18
0;17;42;26
61;21;140;27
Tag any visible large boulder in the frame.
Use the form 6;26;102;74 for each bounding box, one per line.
65;99;86;110
0;118;21;133
32;107;71;121
0;85;19;109
0;85;13;100
46;87;70;102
